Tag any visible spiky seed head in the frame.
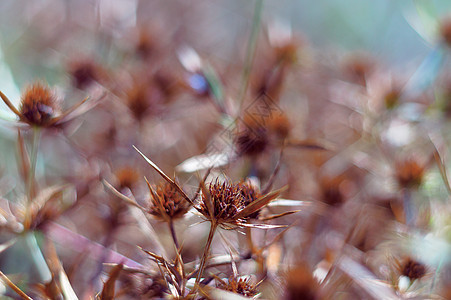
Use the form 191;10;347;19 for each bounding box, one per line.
343;54;375;86
148;181;190;220
383;87;401;110
284;264;319;300
395;158;425;189
216;276;258;297
401;258;426;280
440;17;451;46
115;167;140;190
19;82;59;126
238;181;262;219
69;60;99;89
235;119;269;157
200;180;247;222
126;84;152;120
267;113;291;141
319;176;346;207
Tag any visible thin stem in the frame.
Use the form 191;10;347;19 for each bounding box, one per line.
193;221;218;293
24;126;41;230
238;0;264;111
22;232;52;282
402;189;415;226
168;220;179;250
0;270;32;300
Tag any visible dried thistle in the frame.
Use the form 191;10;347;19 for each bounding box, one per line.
383;86;401;110
198;178;285;229
235;118;269;157
68;59;102;90
398;258;427;281
148;181;191;221
115;167;140;191
284;264;320;300
395;157;426;189
215;276;258;298
19;82;60;126
0;81;101;128
343;54;375;86
440;16;451;47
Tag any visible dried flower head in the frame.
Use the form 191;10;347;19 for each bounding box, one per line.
0;81;100;128
199;179;247;224
19;82;59;126
238;181;262;219
216;276;258;298
343;54;375;86
235;117;269;157
136;29;156;59
148;181;191;220
284;264;320;300
440;17;451;46
198;178;285;228
68;59;101;89
126;84;152;120
399;258;426;280
395;158;426;189
318;175;346;207
267;113;291;141
115;167;140;190
383;87;401;110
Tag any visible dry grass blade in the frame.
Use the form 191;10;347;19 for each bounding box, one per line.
133;146;194;206
0;90;22;118
30;184;69;213
0;270;32;300
193;167;213;202
285;138;333;151
102;180;147;212
44;238;78;300
144;177;170;222
259;210;300;221
199;179;214;220
432;145;451;194
234;186;287;219
235;223;287;229
98;263;123;300
138;247;180;281
16;130;31;184
338;256;399;300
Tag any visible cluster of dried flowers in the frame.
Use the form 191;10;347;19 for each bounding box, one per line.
0;2;450;299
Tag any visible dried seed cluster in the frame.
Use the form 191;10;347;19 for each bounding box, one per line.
216;276;258;297
401;258;426;280
200;180;248;222
148;181;190;220
19;82;59;126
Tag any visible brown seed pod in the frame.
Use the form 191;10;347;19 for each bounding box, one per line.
199;179;247;223
216;276;258;297
115;167;140;191
440;16;451;46
235;117;269;157
395;157;426;189
238;181;262;219
0;81;100;128
148;181;191;220
19;82;60;126
284;264;320;300
400;258;426;280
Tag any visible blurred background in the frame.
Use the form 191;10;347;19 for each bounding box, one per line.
0;0;450;299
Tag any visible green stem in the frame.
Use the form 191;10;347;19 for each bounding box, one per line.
24;126;41;230
238;0;264;112
193;222;218;293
